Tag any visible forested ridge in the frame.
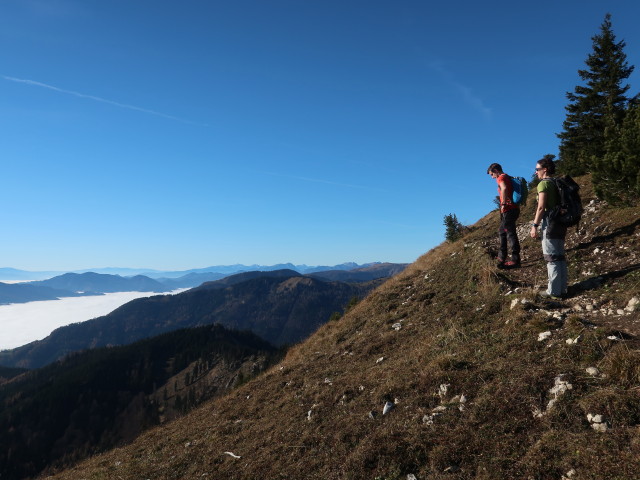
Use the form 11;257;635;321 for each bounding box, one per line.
0;325;282;480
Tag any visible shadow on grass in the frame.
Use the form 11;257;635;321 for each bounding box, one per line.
570;218;640;252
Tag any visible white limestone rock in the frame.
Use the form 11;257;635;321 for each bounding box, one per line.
438;383;450;399
550;375;573;398
538;331;552;341
585;367;600;376
383;401;395;415
587;413;608;432
566;335;581;345
626;296;639;312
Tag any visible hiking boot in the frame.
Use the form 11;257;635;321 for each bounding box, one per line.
503;260;521;269
539;291;564;300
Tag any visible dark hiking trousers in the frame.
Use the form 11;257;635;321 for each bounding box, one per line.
498;208;521;263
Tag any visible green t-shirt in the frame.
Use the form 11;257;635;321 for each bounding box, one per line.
537;179;559;210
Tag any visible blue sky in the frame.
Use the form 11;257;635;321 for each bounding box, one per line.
1;0;639;271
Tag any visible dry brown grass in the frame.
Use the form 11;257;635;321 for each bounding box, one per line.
43;176;640;480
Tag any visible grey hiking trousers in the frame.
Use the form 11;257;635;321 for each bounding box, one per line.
541;217;568;296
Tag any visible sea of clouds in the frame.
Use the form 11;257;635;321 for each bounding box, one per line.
0;290;185;351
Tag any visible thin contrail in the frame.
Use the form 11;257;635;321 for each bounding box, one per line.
2;75;209;126
428;62;492;120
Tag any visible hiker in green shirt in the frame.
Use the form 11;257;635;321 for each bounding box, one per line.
530;157;568;298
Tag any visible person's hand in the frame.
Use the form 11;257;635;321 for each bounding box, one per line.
530;226;538;239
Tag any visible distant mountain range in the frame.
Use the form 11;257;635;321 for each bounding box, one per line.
0;263;407;305
0;262;400;281
0;269;393;368
28;272;169;294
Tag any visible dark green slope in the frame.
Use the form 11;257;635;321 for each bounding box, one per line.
0;325;281;480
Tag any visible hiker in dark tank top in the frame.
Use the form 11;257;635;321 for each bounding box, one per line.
487;163;521;269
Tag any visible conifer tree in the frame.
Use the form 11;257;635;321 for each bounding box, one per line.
592;103;640;205
557;13;634;175
443;213;464;242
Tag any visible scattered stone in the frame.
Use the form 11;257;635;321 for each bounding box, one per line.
585;367;600;376
432;405;448;413
368;410;377;420
438;383;450;399
324;378;333;385
587;413;604;423
508;297;532;310
536;375;573;417
538;331;552;342
616;309;626;315
566;335;581;345
224;451;241;459
587;413;608;432
532;407;544;418
586;304;595;312
383;401;394;415
561;468;577;480
376;357;385;364
607;335;620;341
423;412;442;425
592;422;608;433
392;323;402;331
626;296;639;312
407;475;417;480
550;375;573;398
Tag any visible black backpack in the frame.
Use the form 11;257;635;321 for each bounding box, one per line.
546;176;583;227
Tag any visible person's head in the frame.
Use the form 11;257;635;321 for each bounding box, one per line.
535;157;556;179
487;163;503;179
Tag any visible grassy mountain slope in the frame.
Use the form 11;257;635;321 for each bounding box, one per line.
45;176;640;480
